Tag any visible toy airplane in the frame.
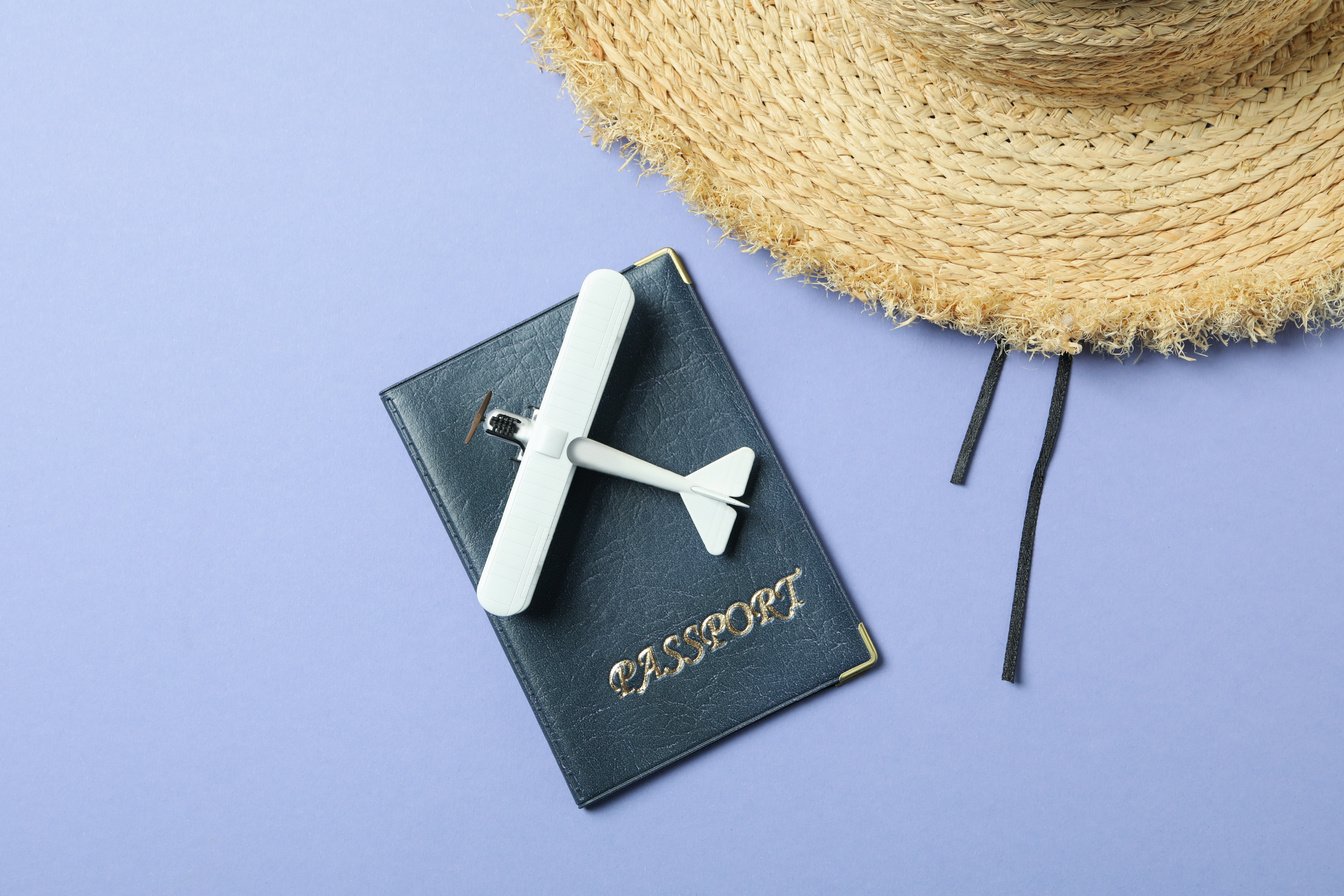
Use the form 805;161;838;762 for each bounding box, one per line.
465;269;755;616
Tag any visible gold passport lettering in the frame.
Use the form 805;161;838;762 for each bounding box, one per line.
608;568;805;698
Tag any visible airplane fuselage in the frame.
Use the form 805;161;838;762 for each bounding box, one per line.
484;410;746;508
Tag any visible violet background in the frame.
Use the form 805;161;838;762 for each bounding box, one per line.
3;2;1343;893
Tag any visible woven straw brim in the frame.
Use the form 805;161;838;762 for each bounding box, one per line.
516;1;1344;355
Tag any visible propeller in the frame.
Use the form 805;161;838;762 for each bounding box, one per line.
464;390;493;445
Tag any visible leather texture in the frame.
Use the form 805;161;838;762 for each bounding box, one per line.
382;251;874;806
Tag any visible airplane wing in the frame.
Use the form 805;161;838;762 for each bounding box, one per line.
534;268;635;440
476;270;635;615
476;447;575;616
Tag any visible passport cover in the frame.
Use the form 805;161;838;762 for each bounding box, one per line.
382;249;877;806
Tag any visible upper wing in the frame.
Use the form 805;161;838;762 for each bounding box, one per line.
476;270;634;615
476;447;574;616
535;269;635;440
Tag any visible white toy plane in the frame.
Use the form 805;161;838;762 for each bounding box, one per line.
464;268;755;616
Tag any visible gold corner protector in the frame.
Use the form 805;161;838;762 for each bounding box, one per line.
633;247;691;285
838;623;878;684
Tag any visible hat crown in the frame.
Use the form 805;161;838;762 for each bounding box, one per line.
854;0;1332;99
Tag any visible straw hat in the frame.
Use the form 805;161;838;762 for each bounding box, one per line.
516;1;1344;354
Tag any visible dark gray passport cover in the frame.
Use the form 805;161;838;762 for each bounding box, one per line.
382;249;875;806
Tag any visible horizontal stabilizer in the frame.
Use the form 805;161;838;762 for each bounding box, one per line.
681;447;755;554
680;491;738;555
686;447;755;498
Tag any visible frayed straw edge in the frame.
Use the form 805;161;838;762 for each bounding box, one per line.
512;1;1344;357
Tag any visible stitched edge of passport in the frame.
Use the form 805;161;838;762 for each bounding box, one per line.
382;395;585;800
381;298;588;801
381;395;470;563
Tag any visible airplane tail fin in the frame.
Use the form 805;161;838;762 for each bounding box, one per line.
680;447;756;555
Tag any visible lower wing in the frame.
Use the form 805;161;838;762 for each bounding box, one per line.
476;448;575;616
